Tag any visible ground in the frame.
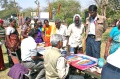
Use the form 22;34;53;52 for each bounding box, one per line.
0;27;112;79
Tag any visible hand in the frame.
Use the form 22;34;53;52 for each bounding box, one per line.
104;53;109;60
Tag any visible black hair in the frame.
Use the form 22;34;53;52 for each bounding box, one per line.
55;19;61;23
28;29;38;37
44;19;49;23
25;17;31;21
88;5;97;12
9;18;16;23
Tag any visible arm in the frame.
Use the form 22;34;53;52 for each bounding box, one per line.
104;37;112;59
21;31;28;38
56;57;69;79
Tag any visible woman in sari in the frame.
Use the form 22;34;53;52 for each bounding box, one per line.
21;17;31;40
35;21;43;43
5;18;20;67
0;20;5;70
104;20;120;59
42;19;52;47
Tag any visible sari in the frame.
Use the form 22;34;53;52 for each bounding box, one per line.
35;26;43;43
110;32;120;54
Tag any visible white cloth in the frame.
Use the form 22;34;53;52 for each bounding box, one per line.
67;23;84;47
107;47;120;69
88;17;97;35
56;57;69;79
21;36;37;61
6;26;15;35
56;24;67;47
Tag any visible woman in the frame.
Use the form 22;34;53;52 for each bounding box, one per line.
5;18;20;67
21;17;31;40
104;20;120;59
42;19;52;47
35;21;43;43
0;20;5;70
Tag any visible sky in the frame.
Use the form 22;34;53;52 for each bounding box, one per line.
15;0;96;11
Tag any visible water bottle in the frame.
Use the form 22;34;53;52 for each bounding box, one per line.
70;47;74;55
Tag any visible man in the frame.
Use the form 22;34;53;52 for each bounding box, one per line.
33;16;38;28
55;19;68;55
67;14;85;54
21;29;45;79
44;34;69;79
85;5;107;58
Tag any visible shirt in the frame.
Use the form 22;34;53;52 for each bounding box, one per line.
110;26;120;38
56;57;69;79
67;23;84;47
6;26;15;35
56;24;67;47
107;47;120;69
21;36;37;61
88;17;97;35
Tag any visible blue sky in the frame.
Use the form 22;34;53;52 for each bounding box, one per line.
0;0;96;10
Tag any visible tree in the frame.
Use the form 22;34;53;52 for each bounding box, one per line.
94;0;108;17
48;0;81;25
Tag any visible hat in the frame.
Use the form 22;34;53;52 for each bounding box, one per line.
0;19;4;24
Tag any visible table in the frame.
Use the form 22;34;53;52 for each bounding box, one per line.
84;69;101;79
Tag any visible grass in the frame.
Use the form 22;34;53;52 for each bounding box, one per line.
0;27;111;79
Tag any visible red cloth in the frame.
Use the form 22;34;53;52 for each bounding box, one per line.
0;20;4;24
0;46;5;70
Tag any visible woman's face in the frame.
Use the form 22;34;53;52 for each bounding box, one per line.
11;20;16;27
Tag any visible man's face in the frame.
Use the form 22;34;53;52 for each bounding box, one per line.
89;11;97;18
55;21;61;29
75;16;80;26
44;21;49;27
11;20;16;27
38;22;42;26
58;41;63;49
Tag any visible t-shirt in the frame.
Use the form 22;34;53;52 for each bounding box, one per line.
109;26;120;38
6;26;15;35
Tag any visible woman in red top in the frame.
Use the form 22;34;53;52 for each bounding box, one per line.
0;20;5;70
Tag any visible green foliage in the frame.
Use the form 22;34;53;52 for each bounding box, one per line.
50;0;81;25
66;18;73;26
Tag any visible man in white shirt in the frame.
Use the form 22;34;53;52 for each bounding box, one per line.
44;34;69;79
67;14;85;54
55;19;68;55
21;29;45;79
101;47;120;79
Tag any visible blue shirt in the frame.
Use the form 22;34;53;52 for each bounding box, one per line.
110;26;120;38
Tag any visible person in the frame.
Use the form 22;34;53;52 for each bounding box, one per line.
67;14;85;54
85;5;107;58
44;34;69;79
42;19;56;47
35;20;44;43
5;18;21;67
0;19;5;70
101;47;120;79
21;17;31;40
21;29;45;79
55;19;68;55
33;17;38;28
104;20;120;59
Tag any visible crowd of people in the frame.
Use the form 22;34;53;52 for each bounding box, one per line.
0;4;120;79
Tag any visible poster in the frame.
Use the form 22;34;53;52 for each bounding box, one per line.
66;54;98;70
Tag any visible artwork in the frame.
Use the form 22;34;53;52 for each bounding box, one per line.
66;54;98;70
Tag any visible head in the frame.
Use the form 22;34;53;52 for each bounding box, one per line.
37;20;42;27
88;5;97;18
73;14;82;27
28;29;38;39
9;18;16;27
44;19;49;27
117;20;120;27
55;19;61;29
0;20;4;27
34;17;38;23
25;17;31;25
50;34;63;49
